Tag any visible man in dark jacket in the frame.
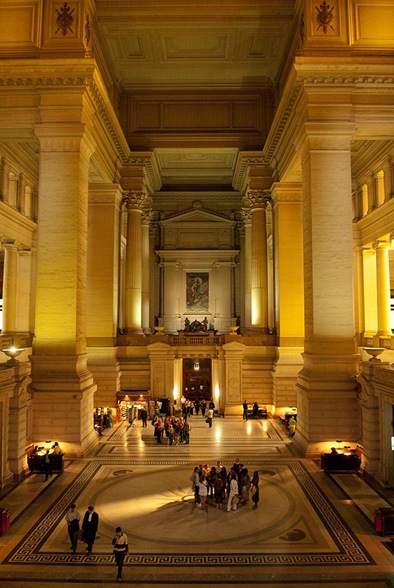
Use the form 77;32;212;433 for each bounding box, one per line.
82;506;99;556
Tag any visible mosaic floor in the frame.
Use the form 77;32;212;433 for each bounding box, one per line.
1;416;394;587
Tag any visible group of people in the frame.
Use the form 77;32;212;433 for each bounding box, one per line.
180;396;215;419
65;504;128;583
152;415;191;444
190;458;260;512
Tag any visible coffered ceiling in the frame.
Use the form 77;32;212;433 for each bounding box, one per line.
95;0;295;92
95;1;296;191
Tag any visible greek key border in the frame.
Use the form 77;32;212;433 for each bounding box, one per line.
3;460;374;567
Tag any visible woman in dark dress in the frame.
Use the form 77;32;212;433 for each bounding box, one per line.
82;506;99;555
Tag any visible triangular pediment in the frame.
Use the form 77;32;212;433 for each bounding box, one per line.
162;206;233;225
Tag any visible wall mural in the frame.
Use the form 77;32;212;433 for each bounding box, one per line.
186;273;209;312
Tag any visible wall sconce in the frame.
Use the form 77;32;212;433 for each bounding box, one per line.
193;359;200;371
2;347;24;363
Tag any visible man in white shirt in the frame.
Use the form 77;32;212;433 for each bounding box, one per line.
65;504;81;553
207;407;214;427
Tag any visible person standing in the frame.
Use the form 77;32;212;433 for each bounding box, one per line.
82;506;99;555
198;473;208;511
201;399;206;418
251;471;260;510
141;408;148;427
207;407;214;428
243;400;248;420
288;416;296;437
112;526;128;582
43;450;52;481
194;398;200;416
65;504;81;553
227;473;239;512
209;399;215;411
184;419;190;444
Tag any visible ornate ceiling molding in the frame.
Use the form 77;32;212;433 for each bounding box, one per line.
232;151;267;192
127;153;162;193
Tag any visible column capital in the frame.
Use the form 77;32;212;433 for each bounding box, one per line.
34;124;95;158
372;239;391;250
247;189;270;209
236;220;245;237
141;208;154;226
270;182;302;205
2;240;18;251
241;208;252;224
123;191;146;210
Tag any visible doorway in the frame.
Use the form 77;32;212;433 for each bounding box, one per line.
183;358;211;400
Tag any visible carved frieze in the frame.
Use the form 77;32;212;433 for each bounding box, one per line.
141;209;154;225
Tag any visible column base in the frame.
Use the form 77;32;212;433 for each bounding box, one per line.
122;327;144;335
272;346;303;416
31;354;98;458
88;347;121;408
224;404;242;417
294;352;359;457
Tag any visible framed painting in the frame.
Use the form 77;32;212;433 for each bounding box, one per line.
186;273;209;312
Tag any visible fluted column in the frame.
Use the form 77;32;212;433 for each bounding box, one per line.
141;208;152;334
374;240;391;336
248;190;268;333
2;241;18;334
124;191;146;334
241;209;252;332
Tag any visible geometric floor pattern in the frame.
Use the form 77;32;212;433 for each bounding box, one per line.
1;416;394;587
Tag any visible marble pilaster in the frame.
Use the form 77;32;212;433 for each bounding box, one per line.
32;125;97;458
2;241;18;334
222;341;245;416
294;124;359;455
141;208;153;334
241;209;252;332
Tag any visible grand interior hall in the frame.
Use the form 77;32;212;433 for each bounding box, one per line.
2;0;394;586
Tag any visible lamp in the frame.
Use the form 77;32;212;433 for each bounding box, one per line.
2;347;24;363
194;359;200;371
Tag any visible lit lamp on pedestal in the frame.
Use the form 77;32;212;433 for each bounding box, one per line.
154;326;165;335
2;347;24;364
228;326;239;335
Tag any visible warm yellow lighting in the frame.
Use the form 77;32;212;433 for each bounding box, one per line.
247;422;252;435
215;384;220;400
139;441;144;449
173;384;178;400
262;421;267;433
193;359;200;371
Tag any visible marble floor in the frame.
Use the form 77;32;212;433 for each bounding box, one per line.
1;416;394;587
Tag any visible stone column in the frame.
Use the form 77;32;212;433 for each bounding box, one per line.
374;240;392;337
124;191;145;334
367;171;377;213
295;124;359;455
2;241;18;334
383;155;394;203
32;125;97;458
141;209;152;334
147;341;174;400
357;359;382;477
149;220;158;330
241;209;252;332
354;244;365;342
86;184;122;407
8;361;32;477
248;190;268;333
222;341;245;416
87;184;122;345
363;247;378;336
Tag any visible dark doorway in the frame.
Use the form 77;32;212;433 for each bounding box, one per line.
183;358;211;400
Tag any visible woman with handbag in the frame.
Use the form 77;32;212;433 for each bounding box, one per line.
112;526;128;582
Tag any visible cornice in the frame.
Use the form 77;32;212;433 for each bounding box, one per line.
0;60;130;165
263;62;394;169
232;151;266;192
127;152;162;193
